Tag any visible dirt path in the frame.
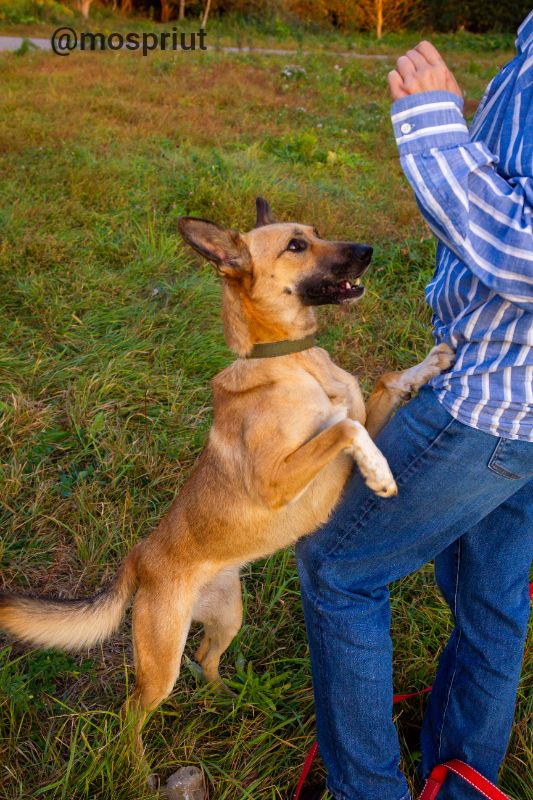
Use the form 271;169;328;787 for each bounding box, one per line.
0;34;388;57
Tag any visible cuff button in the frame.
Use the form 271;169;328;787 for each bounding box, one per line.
400;122;413;134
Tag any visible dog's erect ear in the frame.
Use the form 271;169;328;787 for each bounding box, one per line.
178;217;251;278
255;196;275;228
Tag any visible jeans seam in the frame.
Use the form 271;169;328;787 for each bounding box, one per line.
437;537;462;761
489;463;521;480
393;416;456;488
324;414;458;559
487;438;521;480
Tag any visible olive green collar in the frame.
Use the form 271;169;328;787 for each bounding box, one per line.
245;334;316;359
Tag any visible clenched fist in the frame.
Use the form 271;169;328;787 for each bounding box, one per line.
388;41;463;101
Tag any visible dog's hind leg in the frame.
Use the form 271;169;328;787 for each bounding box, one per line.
193;567;243;693
127;577;198;753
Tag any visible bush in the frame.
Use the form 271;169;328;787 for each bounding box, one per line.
422;0;532;33
208;0;529;33
1;0;528;34
0;0;73;24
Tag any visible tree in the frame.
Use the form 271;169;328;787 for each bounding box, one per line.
374;0;383;38
179;0;186;20
161;0;172;22
423;0;531;33
201;0;212;27
77;0;94;20
355;0;418;38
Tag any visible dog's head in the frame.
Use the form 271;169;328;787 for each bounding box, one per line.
178;198;372;354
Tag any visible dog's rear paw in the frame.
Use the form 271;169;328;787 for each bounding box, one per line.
209;676;237;698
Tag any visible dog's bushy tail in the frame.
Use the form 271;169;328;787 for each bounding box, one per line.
0;549;139;651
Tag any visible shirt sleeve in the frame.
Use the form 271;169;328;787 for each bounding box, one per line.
391;89;533;312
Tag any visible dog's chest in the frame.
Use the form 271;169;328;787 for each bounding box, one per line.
298;350;364;422
311;370;361;430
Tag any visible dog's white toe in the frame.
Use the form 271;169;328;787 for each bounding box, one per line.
428;342;456;373
349;422;397;499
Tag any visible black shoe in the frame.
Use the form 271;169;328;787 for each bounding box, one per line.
295;786;327;800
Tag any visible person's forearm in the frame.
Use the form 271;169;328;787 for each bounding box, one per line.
391;90;533;312
387;41;533;313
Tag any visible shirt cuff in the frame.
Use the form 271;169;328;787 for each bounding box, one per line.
390;90;470;156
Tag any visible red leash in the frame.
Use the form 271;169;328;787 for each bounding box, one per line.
294;686;432;800
295;752;513;800
419;759;512;800
391;686;432;703
293;581;533;800
293;741;319;800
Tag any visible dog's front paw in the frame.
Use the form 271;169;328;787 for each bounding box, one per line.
359;450;398;498
425;342;455;375
350;423;398;498
396;342;455;398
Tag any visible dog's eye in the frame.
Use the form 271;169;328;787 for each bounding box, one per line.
287;239;307;253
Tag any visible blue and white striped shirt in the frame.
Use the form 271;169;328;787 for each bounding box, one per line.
390;12;533;441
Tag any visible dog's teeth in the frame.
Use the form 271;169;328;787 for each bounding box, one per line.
343;281;352;290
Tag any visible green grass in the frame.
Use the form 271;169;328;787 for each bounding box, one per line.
0;20;531;800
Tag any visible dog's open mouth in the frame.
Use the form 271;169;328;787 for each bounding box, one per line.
299;274;366;306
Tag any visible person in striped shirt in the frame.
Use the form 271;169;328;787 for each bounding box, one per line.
296;12;533;800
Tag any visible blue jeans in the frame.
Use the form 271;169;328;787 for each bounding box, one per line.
296;387;533;800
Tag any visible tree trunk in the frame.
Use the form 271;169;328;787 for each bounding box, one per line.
201;0;212;29
121;0;133;14
161;0;171;23
375;0;383;39
179;0;186;21
78;0;93;20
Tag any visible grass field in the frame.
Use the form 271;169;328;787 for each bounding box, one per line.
0;16;531;800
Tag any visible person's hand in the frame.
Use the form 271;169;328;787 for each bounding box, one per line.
388;41;463;102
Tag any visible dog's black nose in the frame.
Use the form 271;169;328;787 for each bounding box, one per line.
354;244;373;265
341;243;373;270
331;242;374;277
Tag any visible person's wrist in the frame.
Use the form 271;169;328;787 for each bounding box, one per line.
390;90;468;156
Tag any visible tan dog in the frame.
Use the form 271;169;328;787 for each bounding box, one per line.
0;198;453;748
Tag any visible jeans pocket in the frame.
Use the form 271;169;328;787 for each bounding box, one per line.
487;437;533;481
